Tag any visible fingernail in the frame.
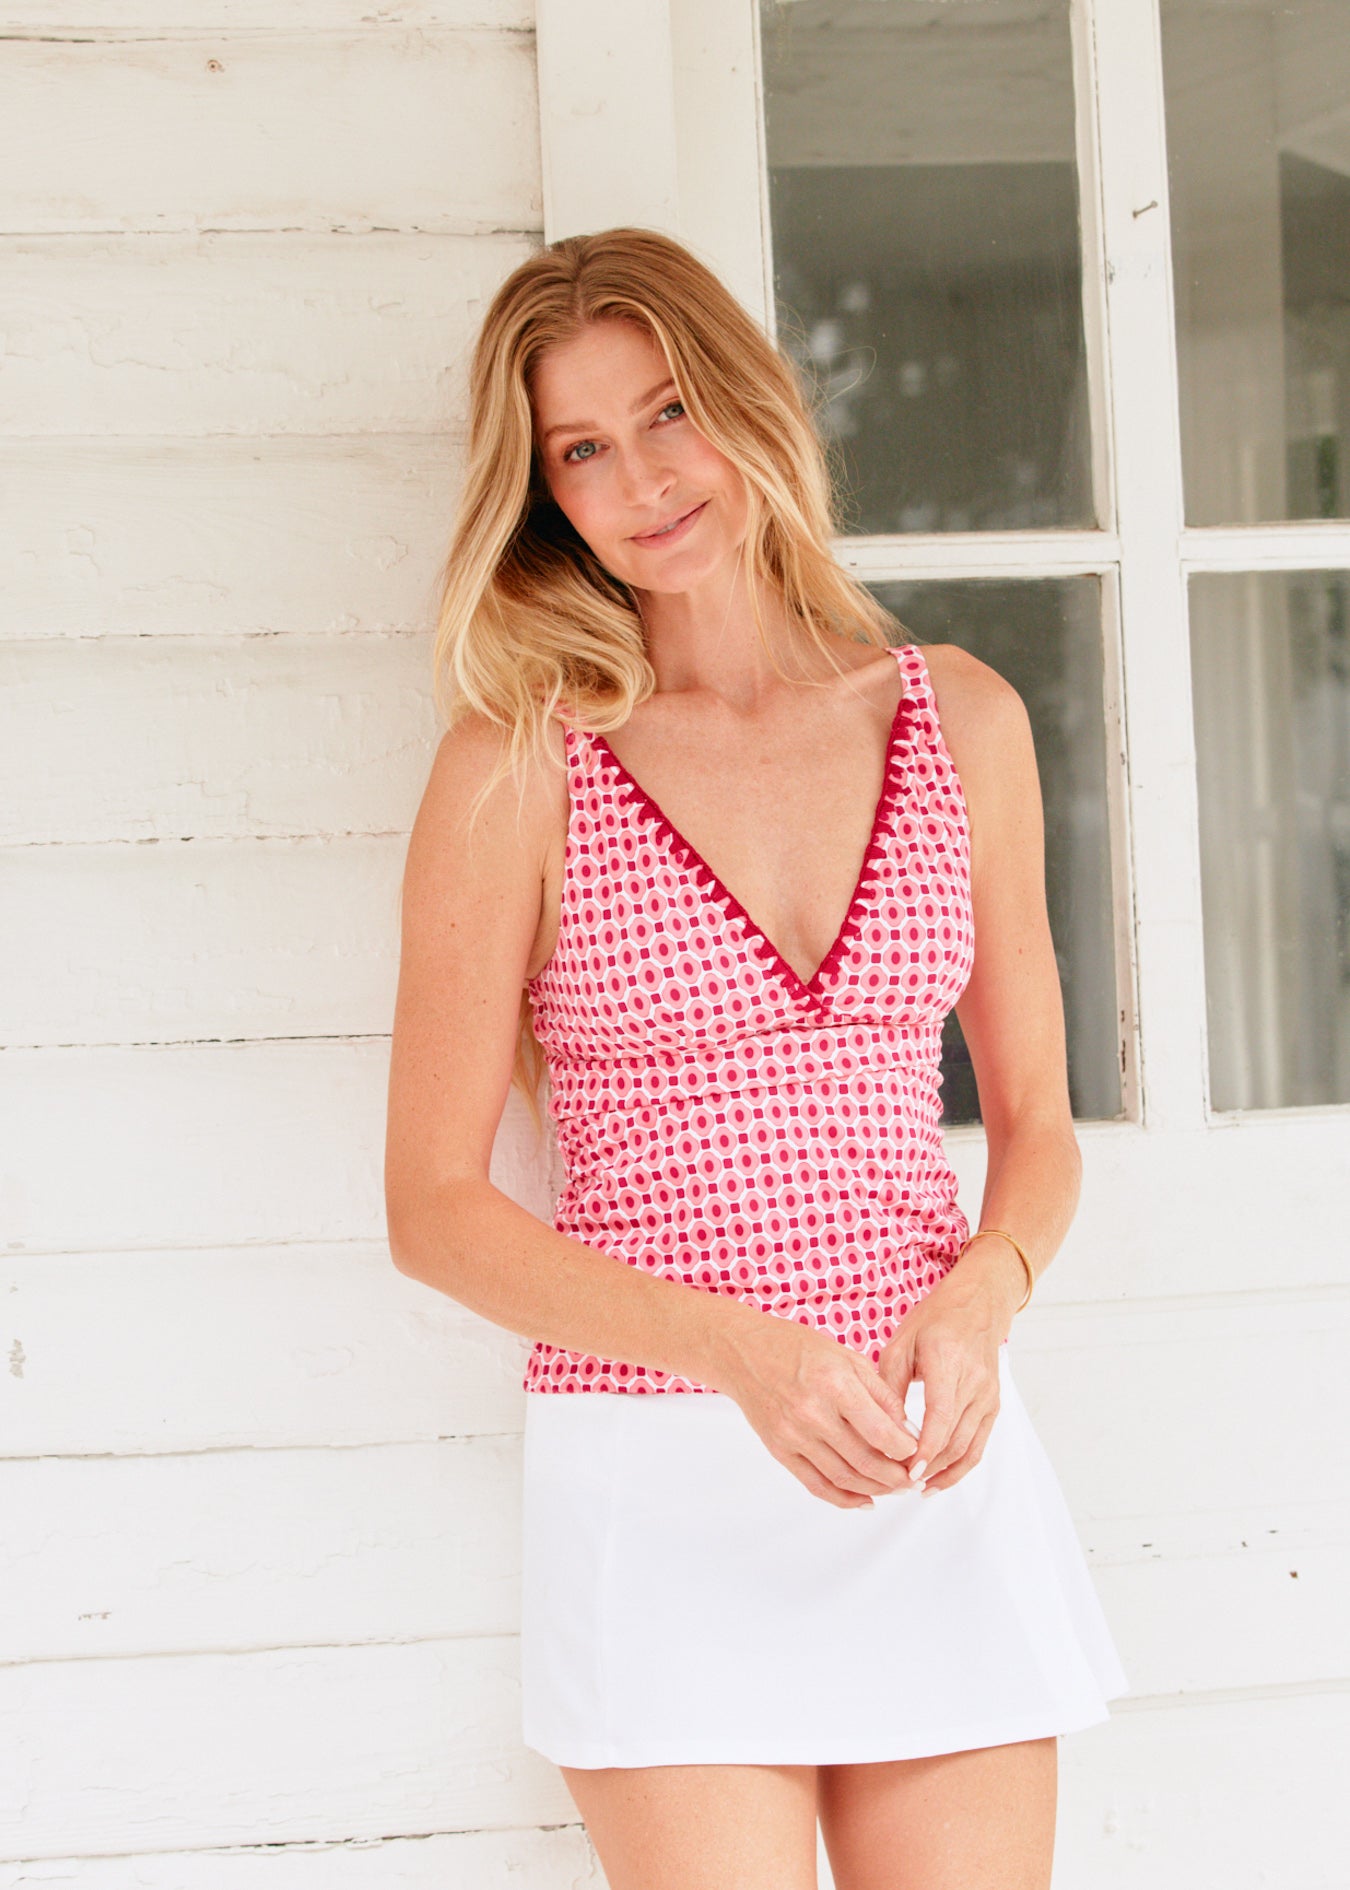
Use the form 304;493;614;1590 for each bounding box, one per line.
909;1458;927;1481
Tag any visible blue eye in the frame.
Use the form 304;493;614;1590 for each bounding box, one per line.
560;399;684;466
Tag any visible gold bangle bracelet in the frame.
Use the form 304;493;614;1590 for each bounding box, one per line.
961;1227;1035;1313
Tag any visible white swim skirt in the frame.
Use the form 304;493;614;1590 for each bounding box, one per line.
519;1341;1130;1768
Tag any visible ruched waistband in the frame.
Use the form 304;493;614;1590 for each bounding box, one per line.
543;1018;944;1126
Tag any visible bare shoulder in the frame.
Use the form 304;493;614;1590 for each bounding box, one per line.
914;642;1040;852
386;705;568;1208
407;705;566;879
398;703;569;977
916;640;1026;735
916;641;1034;770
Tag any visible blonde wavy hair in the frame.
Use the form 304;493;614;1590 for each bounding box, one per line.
431;225;903;1130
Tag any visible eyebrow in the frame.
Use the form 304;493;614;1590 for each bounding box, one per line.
540;377;679;444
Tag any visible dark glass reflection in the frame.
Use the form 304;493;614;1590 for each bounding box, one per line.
1162;0;1350;524
1191;570;1350;1108
872;580;1121;1125
761;0;1093;535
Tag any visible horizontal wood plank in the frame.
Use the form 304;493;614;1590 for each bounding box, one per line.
0;1246;536;1456
0;441;458;640
0;2;532;26
2;1434;526;1662
0;31;540;234
2;837;407;1047
1;631;441;841
0;1635;573;1859
943;1110;1350;1303
0;1825;598;1890
0;232;535;437
1055;1687;1350;1885
1009;1292;1350;1519
0;1042;560;1251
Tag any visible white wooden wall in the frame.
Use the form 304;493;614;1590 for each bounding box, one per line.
4;2;1348;1885
0;3;602;1881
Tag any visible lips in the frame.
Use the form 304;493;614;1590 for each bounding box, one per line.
630;500;708;547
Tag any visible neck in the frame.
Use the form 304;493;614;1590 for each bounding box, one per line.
632;543;827;704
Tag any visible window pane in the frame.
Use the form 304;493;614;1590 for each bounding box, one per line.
1161;1;1350;525
1191;570;1350;1109
759;0;1093;535
870;580;1121;1124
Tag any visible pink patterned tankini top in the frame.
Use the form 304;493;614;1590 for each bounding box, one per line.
523;641;976;1394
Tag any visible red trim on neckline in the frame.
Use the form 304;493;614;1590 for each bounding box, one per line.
587;644;916;1006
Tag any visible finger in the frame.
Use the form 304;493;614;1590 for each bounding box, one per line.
917;1399;986;1482
908;1380;966;1484
833;1398;920;1490
917;1365;999;1480
787;1452;875;1509
811;1433;904;1498
921;1409;997;1493
839;1371;921;1463
823;1426;913;1495
877;1336;918;1426
856;1356;921;1438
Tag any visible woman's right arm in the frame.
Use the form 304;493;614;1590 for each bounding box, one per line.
383;711;922;1507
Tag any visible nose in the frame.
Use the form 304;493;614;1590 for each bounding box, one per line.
616;438;677;511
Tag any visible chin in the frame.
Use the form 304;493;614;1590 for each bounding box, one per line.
630;546;736;591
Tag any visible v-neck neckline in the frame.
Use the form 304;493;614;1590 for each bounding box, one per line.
586;644;914;1005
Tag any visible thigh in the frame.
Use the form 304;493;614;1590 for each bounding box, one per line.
559;1760;819;1890
817;1738;1057;1890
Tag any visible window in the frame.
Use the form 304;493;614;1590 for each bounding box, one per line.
760;0;1092;536
1161;0;1350;1110
535;0;1350;1131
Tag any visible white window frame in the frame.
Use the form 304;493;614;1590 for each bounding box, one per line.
534;0;1350;1288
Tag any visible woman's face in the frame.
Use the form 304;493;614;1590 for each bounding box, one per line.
530;317;750;594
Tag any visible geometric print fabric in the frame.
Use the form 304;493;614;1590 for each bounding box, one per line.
523;642;977;1393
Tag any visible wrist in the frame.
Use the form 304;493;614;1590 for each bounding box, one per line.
957;1230;1033;1319
693;1295;775;1400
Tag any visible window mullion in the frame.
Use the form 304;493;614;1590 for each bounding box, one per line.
1182;525;1350;573
536;0;681;242
1090;0;1209;1132
670;0;772;330
836;531;1121;585
1071;0;1116;536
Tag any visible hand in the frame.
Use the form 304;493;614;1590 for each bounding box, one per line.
875;1239;1024;1496
721;1314;924;1509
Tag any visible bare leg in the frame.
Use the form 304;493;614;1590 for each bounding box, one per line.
817;1738;1057;1890
559;1760;819;1890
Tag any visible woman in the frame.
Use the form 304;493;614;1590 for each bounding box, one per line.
385;227;1128;1889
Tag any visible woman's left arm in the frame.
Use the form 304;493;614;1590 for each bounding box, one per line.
876;642;1082;1495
